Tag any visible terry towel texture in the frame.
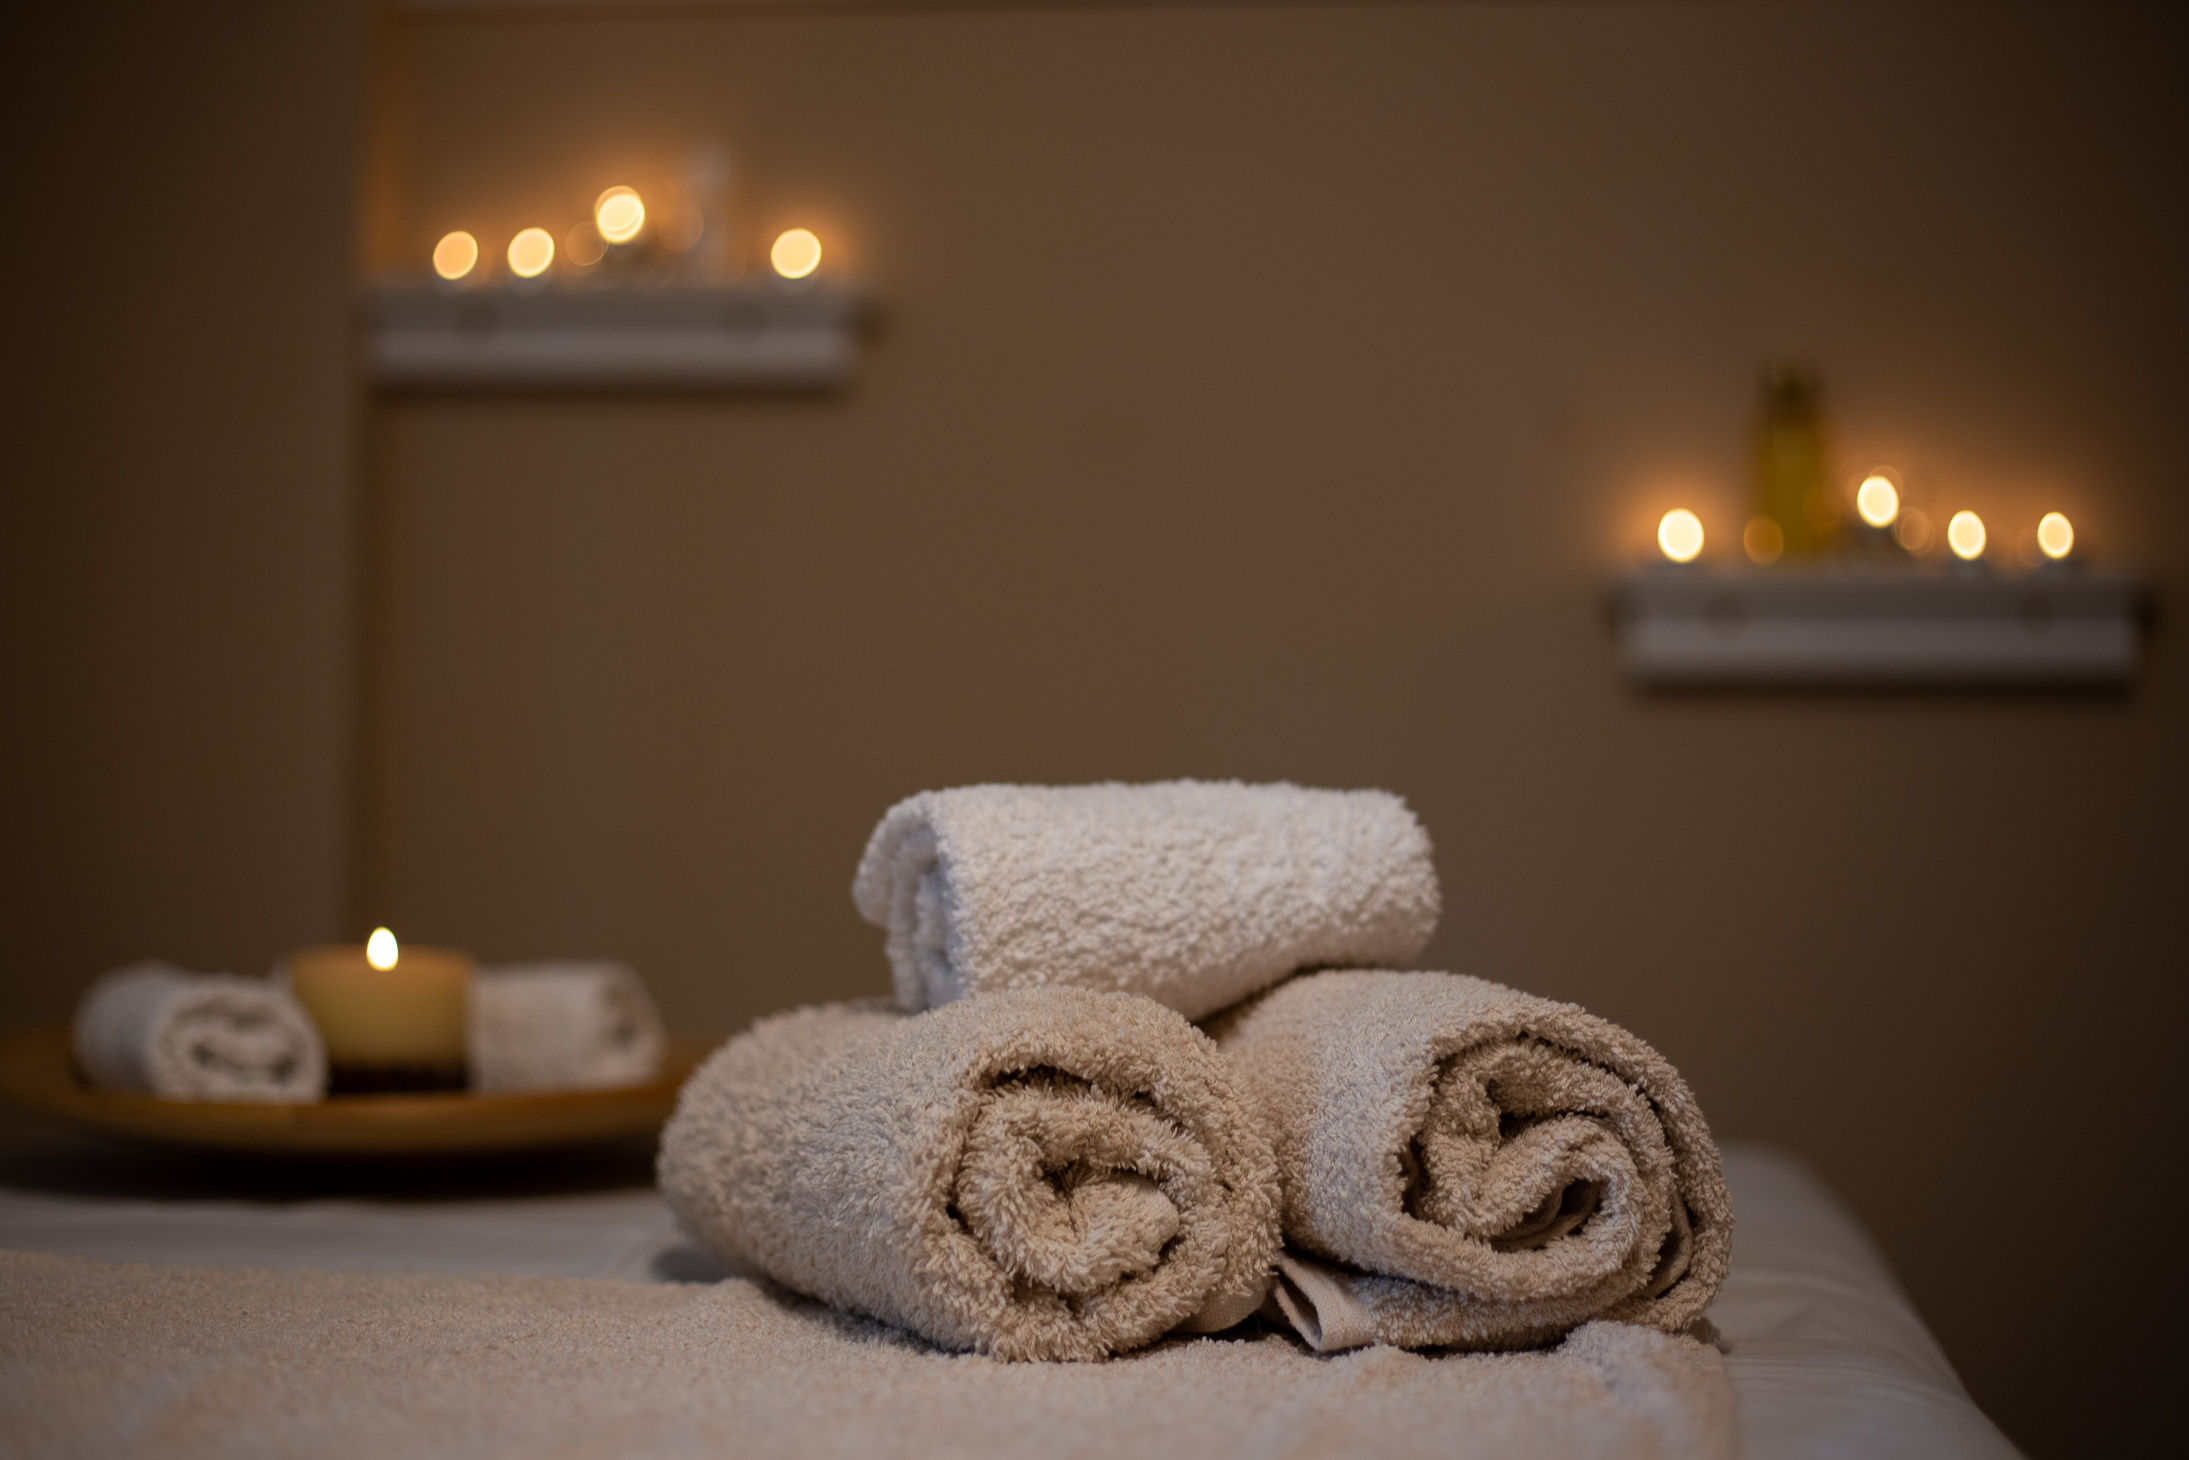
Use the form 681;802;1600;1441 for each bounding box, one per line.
71;962;326;1103
0;1250;1739;1460
1210;970;1733;1351
852;781;1440;1020
658;987;1281;1361
469;961;666;1093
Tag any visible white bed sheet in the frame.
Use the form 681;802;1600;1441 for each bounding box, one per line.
0;1138;2019;1458
1704;1145;2021;1459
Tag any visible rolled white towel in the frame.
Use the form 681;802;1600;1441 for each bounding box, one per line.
852;781;1440;1021
72;962;327;1102
468;961;666;1093
659;988;1282;1360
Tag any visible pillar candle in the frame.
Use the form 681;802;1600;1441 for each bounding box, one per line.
286;932;474;1093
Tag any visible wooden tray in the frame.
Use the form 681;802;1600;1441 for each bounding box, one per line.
0;1027;711;1157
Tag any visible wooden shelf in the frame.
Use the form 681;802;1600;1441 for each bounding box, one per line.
363;280;862;391
1611;564;2143;688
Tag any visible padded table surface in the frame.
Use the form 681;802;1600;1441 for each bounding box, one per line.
0;1137;2018;1458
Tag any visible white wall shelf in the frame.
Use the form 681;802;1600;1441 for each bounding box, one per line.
363;281;862;391
1612;565;2144;688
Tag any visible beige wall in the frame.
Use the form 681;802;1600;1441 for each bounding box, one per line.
363;6;2186;1453
0;7;366;1012
3;4;2182;1455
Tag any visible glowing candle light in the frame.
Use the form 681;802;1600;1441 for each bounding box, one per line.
507;227;556;280
1946;511;1987;561
771;228;822;280
1855;474;1900;528
432;231;479;281
288;928;475;1093
1657;509;1705;564
594;186;646;245
2036;512;2075;560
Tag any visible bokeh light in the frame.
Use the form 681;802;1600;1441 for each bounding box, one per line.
1947;510;1987;561
1743;516;1784;566
1657;509;1705;563
771;228;823;279
1893;507;1935;555
431;231;478;281
563;222;606;268
1855;474;1900;528
507;227;556;279
594;186;646;245
366;927;399;971
2036;512;2075;560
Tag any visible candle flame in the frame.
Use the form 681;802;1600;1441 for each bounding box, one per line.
366;927;399;971
1947;511;1987;561
1657;509;1704;563
771;228;822;280
594;186;646;245
432;231;478;282
1855;474;1900;528
2037;512;2074;560
507;227;555;280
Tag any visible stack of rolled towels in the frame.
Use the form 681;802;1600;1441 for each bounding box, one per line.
73;958;665;1101
660;781;1732;1361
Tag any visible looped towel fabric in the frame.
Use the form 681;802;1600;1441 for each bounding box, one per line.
0;1249;1740;1460
71;962;327;1102
469;961;666;1093
658;987;1280;1361
851;781;1440;1021
1208;970;1732;1351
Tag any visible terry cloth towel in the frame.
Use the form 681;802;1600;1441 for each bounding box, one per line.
851;781;1440;1020
1208;970;1733;1351
70;962;326;1103
0;1250;1740;1460
658;987;1281;1361
469;961;666;1093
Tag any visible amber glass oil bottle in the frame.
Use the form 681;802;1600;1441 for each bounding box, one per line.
1751;365;1841;557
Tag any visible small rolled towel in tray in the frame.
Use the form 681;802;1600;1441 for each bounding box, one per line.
852;781;1440;1020
659;986;1281;1360
469;961;666;1093
72;962;327;1102
1209;970;1732;1351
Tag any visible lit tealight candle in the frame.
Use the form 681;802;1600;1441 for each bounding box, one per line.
1946;510;1987;561
1855;474;1900;529
287;928;475;1094
595;186;646;245
1657;509;1704;564
507;227;556;280
2036;511;2075;560
771;228;822;280
432;230;479;282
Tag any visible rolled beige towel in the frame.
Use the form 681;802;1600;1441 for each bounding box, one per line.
1208;970;1732;1351
851;781;1440;1020
659;987;1281;1361
72;962;327;1102
469;961;666;1093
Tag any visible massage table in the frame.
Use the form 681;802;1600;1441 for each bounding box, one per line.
0;1136;2018;1458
